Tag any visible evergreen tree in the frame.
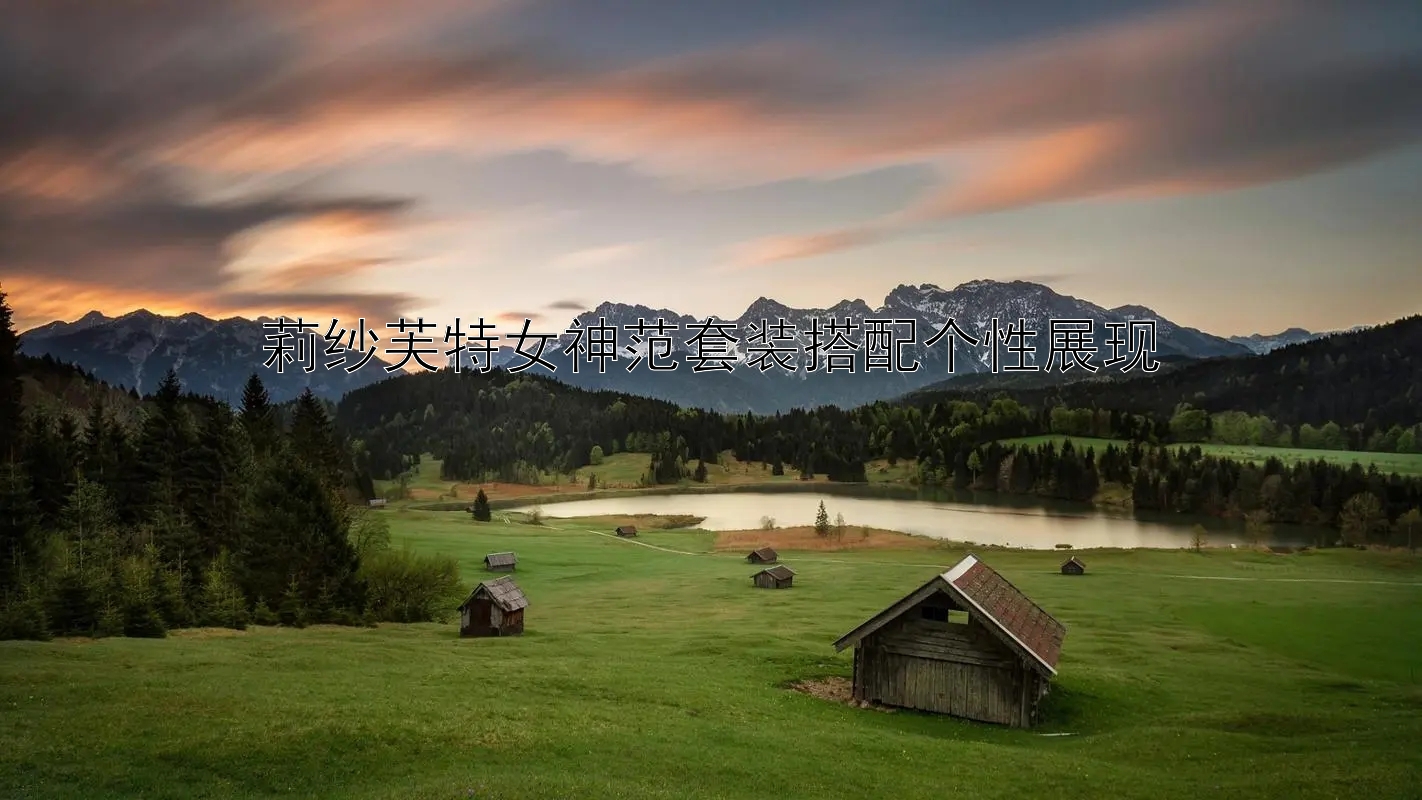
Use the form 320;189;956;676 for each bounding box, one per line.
197;549;249;630
0;464;40;592
0;287;22;464
238;452;365;616
289;388;348;493
471;489;492;522
188;404;251;558
693;459;708;483
134;369;196;523
814;501;830;536
239;373;278;459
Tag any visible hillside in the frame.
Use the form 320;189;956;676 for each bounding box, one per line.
910;315;1422;430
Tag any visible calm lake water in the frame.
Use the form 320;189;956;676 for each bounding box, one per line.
509;489;1322;550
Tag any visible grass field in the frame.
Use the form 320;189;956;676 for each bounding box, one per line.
1002;435;1422;477
4;511;1420;799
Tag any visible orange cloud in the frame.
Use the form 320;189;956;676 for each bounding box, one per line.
735;227;885;266
907;122;1130;218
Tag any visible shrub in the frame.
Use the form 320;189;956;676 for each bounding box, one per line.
361;546;466;624
760;516;776;530
0;592;52;641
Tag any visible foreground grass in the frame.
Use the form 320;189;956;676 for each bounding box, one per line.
1002;435;1422;477
3;511;1420;799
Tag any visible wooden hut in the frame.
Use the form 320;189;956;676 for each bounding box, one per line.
484;552;517;572
615;525;638;537
367;498;387;508
458;576;528;637
833;554;1066;728
752;565;795;589
1060;556;1085;575
746;547;779;564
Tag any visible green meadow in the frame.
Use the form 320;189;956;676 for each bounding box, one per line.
1001;435;1422;477
3;510;1420;799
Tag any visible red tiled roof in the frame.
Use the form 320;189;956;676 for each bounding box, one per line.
949;558;1065;671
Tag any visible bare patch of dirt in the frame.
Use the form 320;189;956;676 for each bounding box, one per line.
715;525;940;552
787;677;892;711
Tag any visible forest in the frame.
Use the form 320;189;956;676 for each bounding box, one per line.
911;314;1422;432
338;362;1422;546
1;288;475;640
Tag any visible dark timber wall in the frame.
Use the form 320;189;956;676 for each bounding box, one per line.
851;606;1043;727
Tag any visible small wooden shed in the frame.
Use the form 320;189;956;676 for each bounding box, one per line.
458;576;527;637
1060;556;1085;575
746;547;779;564
833;554;1066;728
752;565;795;589
615;525;638;537
368;498;387;508
484;552;517;572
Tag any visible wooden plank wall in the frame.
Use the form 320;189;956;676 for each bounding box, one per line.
854;614;1034;726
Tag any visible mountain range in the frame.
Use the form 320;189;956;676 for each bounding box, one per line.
18;280;1325;410
18;309;393;405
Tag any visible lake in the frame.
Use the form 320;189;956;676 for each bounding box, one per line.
509;489;1322;550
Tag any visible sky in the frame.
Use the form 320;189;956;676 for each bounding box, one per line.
2;0;1421;336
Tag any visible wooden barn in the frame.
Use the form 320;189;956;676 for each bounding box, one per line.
484;552;517;572
833;554;1066;728
458;576;527;637
746;547;779;564
615;525;638;537
1060;556;1085;575
752;565;795;589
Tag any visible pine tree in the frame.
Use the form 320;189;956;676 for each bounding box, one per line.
197;550;249;630
135;369;197;525
289;388;348;493
471;489;492;522
239;452;364;617
0;287;22;465
693;459;708;483
188;404;251;558
239;373;278;459
814;501;830;536
0;463;40;592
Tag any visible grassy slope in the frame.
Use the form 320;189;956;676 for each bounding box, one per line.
1002;435;1422;477
3;512;1420;799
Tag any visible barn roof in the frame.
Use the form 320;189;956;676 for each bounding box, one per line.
832;555;1066;676
750;547;778;560
484;552;517;568
459;576;528;612
1061;556;1084;568
757;565;795;580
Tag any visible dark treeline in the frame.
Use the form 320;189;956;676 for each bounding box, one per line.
910;314;1422;432
1;290;465;641
336;365;1422;542
968;439;1422;548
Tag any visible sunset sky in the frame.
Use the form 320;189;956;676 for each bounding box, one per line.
3;0;1420;336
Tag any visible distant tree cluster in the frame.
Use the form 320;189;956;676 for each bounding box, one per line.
966;438;1422;546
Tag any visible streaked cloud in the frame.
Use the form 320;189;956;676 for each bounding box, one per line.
2;0;1418;329
551;242;649;270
